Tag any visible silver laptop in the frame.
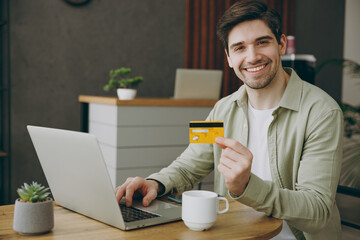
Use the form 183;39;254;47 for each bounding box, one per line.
27;125;181;230
174;68;223;100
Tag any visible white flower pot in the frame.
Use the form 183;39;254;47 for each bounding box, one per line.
117;88;137;100
13;198;54;235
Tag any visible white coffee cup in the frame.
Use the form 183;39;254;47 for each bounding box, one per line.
181;190;229;231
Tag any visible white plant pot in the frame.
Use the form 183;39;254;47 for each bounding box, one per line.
117;88;137;100
13;198;54;235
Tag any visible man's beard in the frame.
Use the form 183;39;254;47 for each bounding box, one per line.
240;60;277;89
243;72;275;89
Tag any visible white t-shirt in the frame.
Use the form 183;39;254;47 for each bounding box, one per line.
247;102;296;240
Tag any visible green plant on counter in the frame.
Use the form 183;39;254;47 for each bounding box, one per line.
103;67;143;91
316;58;360;79
340;101;360;190
17;182;51;203
316;58;360;138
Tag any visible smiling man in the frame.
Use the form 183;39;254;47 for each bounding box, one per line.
228;26;284;90
115;1;343;239
225;19;288;110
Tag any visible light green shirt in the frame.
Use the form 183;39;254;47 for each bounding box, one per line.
148;68;343;240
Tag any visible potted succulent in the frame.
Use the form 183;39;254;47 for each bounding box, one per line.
103;67;143;100
13;182;54;235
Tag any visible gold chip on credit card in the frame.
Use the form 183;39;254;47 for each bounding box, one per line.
189;121;224;143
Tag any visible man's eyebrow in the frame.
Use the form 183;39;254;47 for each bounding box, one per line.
256;35;274;41
229;35;275;50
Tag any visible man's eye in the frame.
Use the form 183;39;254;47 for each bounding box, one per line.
235;46;244;51
258;40;268;45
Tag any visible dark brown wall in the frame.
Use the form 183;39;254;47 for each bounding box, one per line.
9;0;185;201
294;0;345;101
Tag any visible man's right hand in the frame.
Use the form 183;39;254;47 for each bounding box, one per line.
115;177;161;207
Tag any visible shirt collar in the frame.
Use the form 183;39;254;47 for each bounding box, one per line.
223;84;247;108
278;68;302;112
230;67;302;112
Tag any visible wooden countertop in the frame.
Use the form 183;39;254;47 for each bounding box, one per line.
78;95;217;107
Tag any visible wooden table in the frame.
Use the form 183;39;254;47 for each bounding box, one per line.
0;198;282;239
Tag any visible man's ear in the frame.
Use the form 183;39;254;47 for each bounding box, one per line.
225;49;233;68
279;34;287;56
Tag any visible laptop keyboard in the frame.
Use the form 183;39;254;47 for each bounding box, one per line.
120;204;160;223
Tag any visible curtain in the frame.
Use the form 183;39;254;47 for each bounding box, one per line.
185;0;295;97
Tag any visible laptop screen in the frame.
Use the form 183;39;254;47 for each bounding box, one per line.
173;69;223;100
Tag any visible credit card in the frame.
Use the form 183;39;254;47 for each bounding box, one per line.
189;121;224;143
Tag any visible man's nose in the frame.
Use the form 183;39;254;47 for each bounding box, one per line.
246;46;261;63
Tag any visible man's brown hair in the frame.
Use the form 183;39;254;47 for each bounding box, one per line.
216;0;283;52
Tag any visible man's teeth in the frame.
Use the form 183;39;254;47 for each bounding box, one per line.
246;65;265;72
